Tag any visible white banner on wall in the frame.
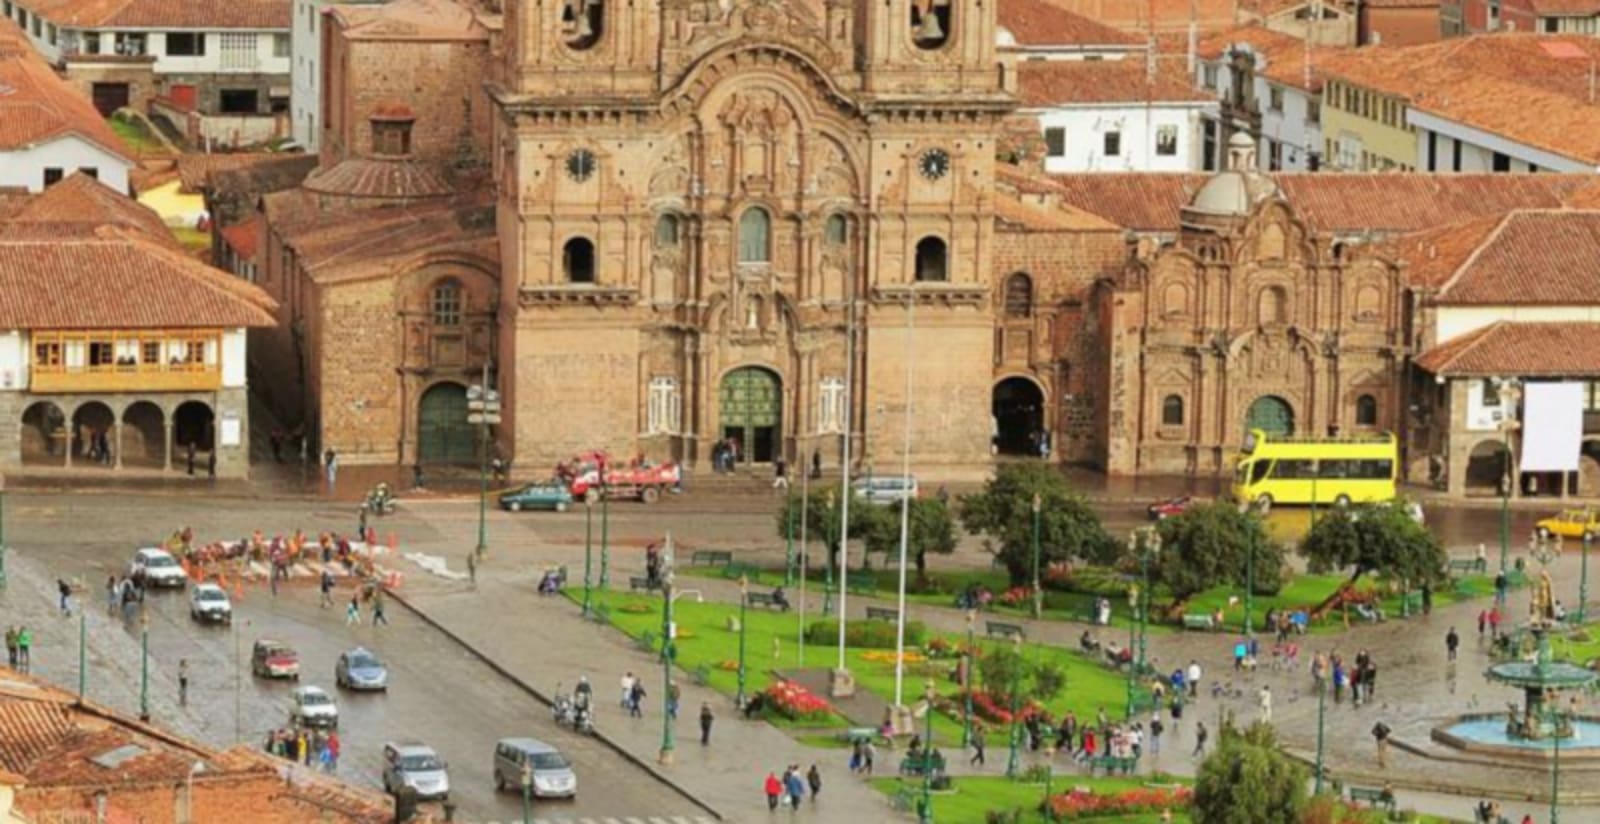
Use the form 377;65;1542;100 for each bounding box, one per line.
1520;382;1584;473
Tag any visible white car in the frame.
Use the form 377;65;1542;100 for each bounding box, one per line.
131;548;187;588
188;582;232;624
289;685;339;729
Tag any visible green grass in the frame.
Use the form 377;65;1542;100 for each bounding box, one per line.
871;775;1193;824
571;590;1146;747
107;114;166;154
171;226;211;253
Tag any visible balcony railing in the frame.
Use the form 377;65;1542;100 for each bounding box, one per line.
29;330;223;393
31;361;221;393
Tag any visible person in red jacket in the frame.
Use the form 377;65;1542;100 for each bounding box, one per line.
764;771;783;811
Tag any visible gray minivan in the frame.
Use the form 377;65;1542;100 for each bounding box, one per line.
851;475;919;506
382;741;449;801
493;738;577;799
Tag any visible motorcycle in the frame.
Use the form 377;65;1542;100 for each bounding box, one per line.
364;483;398;515
551;686;596;736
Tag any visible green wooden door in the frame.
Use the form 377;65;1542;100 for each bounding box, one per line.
1245;396;1295;438
418;383;474;464
720;367;781;463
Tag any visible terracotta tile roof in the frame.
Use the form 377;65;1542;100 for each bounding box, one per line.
1039;0;1241;31
285;199;496;279
0;226;277;328
1434;210;1600;304
1529;0;1600;15
1411;73;1600;165
333;0;485;41
26;0;289;29
1044;172;1588;232
302;157;455;201
1416;321;1600;376
177;152;305;193
1017;58;1216;106
995;191;1121;231
10;172;176;247
220;214;262;260
998;0;1143;47
0;21;131;161
1563;178;1600;208
1197;24;1340;91
1369;212;1503;288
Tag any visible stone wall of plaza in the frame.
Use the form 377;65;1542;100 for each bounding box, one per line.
0;386;250;477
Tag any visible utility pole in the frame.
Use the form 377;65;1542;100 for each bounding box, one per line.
467;364;500;559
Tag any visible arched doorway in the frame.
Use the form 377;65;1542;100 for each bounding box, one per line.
720;366;781;464
72;401;115;466
1244;396;1294;438
173;401;214;452
418;382;474;464
1466;439;1510;496
122;401;165;468
20;401;66;465
992;377;1045;456
1580;439;1600;496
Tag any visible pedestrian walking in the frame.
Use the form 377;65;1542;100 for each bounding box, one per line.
863;740;875;775
57;579;72;615
1489;606;1502;638
772;458;789;491
4;626;16;669
1258;685;1273;723
327;731;340;772
105;576;117;614
667;680;680;718
629;680;647;717
1193;722;1208;757
784;766;805;810
319;570;335;609
325;448;338;488
1477;609;1487;639
357;506;368;541
1150;714;1164;755
970;726;987;766
806;764;821;802
345;594;361;625
466;550;477;586
1446;627;1460;662
1186;660;1201;698
178;659;190;706
17;626;30;673
620;672;636;709
700;703;714;745
371;591;389;626
1372;721;1392;768
764;772;782;811
186;442;196;475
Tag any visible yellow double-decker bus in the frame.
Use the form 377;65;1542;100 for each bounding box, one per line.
1231;429;1398;512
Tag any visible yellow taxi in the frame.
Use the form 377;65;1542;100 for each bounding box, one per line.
1535;509;1600;540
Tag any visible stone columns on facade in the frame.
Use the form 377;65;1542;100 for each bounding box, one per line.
163;420;173;472
114;421;123;469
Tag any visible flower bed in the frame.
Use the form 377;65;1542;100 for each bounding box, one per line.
967;689;1044;726
1042;786;1192;820
861;649;927;665
763;680;833;722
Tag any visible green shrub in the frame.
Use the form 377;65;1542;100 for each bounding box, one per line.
804;617;926;649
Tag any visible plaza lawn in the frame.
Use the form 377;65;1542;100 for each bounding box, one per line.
871;775;1194;824
108;113;165;155
1547;622;1600;665
569;590;1142;745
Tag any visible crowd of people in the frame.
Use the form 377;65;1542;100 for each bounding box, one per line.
264;727;341;773
762;764;821;811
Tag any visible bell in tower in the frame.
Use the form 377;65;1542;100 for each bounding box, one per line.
561;0;603;49
911;0;950;48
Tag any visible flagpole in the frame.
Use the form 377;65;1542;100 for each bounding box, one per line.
892;287;916;710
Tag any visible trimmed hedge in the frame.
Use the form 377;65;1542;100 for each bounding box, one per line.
805;617;927;649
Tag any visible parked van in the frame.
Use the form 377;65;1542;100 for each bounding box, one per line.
850;475;919;506
492;738;576;799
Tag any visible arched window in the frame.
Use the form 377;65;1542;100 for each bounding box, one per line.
910;0;951;49
824;214;848;246
1257;285;1288;325
915;236;948;282
1162;394;1185;426
738;207;771;263
564;237;596;283
561;0;603;50
1004;273;1032;318
655;214;680;248
1356;394;1378;426
431;279;462;326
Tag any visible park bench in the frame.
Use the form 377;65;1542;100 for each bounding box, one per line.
898;750;946;777
746;591;789;612
1448;558;1487;576
1347;786;1396;815
628;575;660;593
836;726;880;744
1399;591;1424;617
1084;755;1138;776
690;664;711;686
1181;613;1216;631
866;606;899;623
847;580;876;597
636;628;658;653
1353;602;1385;623
986;621;1026;642
691;550;734;567
721;562;761;581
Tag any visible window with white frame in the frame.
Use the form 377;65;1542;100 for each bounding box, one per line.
219;32;256;69
647;376;681;435
1044;127;1066;158
818;376;846;434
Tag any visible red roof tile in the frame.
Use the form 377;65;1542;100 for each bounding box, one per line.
1369;212;1503;288
1018;58;1216;106
1416;321;1600;376
1433;210;1600;304
0;20;131;160
220;214;262;260
998;0;1143;47
10;173;176;247
1198;24;1340;91
26;0;289;29
1529;0;1600;14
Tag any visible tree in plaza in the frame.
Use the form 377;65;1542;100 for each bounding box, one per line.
776;485;887;576
1153;502;1286;603
861;497;958;578
1193;723;1307;824
1300;501;1446;585
958;463;1118;586
977;643;1028;703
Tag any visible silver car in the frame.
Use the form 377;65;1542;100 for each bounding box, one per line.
493;738;576;799
131;548;187;588
383;741;449;801
335;647;388;691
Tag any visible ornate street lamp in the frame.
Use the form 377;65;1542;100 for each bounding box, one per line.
1030;494;1043;619
467;375;501;559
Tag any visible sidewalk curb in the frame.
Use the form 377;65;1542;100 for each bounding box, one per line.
384;587;725;822
1280;747;1600;806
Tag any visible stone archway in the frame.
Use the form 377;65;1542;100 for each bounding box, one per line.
719;366;782;464
122;401;165;468
1466;439;1509;497
1244;395;1295;438
20;401;67;465
993;376;1045;456
71;401;115;467
173;401;214;470
418;382;474;464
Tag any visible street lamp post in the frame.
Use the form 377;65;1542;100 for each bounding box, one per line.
1245;517;1257;636
1496;377;1522;600
467;375;501;559
823;490;835;617
784;503;796;587
582;501;594;618
1005;636;1022;779
1030;494;1043;619
599;474;611;590
1582;532;1592;624
736;575;749;709
798;465;810;666
659;535;677;765
962;610;975;748
77;595;86;699
1125;528;1157;719
1314;676;1327;794
519;762;533;824
1551;707;1563;824
920;680;936;824
139;610;150;722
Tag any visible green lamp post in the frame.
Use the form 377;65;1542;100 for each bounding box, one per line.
519;762;533;824
1005;636;1022;779
1245;506;1259;636
1314;675;1327;794
599;478;611;590
582;500;594;618
920;680;936;824
467;379;500;559
822;490;835;617
659;536;676;765
736;576;749;709
1581;532;1591;624
77;601;86;699
1496;378;1521;604
1030;494;1043;619
139;610;150;722
962;609;975;748
784;504;796;587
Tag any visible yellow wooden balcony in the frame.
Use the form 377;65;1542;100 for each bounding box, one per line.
30;363;222;393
